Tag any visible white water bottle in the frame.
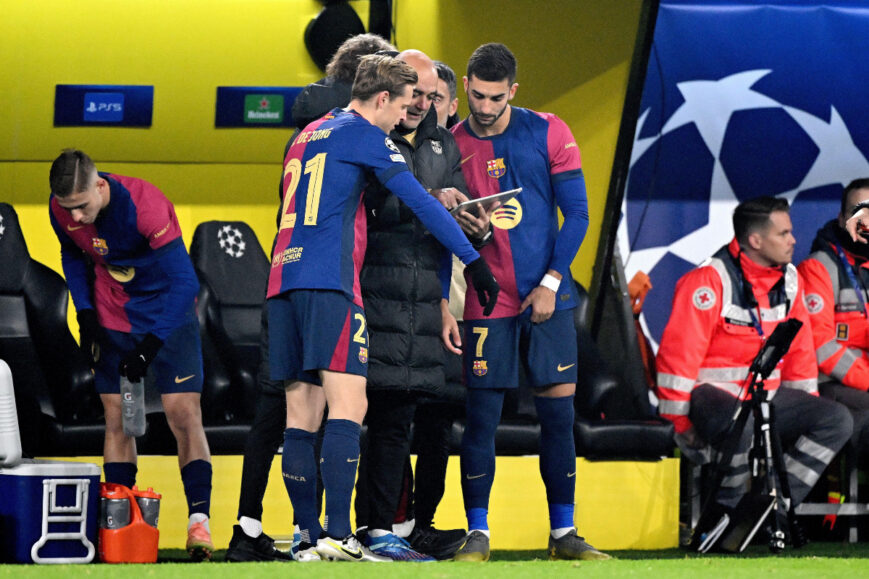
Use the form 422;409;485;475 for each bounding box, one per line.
0;360;22;467
120;376;146;437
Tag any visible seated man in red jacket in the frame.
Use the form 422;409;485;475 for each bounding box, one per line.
655;196;851;516
798;178;869;458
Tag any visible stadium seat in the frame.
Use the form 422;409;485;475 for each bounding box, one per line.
188;220;271;452
572;283;674;459
0;202;103;457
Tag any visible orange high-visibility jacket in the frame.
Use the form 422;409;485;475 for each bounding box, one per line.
799;226;869;392
656;239;818;434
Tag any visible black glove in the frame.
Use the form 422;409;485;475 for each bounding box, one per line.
77;309;101;366
466;257;500;316
119;333;163;382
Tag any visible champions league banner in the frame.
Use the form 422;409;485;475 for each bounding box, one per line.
618;0;869;347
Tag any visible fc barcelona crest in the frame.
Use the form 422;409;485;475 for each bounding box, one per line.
92;237;109;255
473;360;488;376
486;158;506;179
358;346;369;364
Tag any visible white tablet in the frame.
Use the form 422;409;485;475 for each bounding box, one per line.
449;188;522;215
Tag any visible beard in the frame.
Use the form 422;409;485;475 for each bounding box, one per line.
469;102;508;127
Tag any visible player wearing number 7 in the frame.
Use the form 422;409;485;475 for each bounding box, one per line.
451;43;607;562
266;54;500;562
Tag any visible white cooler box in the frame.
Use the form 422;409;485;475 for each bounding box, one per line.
0;459;100;564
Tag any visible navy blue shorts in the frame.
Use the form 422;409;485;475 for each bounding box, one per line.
268;290;369;385
463;308;577;389
94;318;204;395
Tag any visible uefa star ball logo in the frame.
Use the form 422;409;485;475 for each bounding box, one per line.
217;225;246;258
619;69;869;345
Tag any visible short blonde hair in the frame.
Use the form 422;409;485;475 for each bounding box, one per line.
351;54;418;102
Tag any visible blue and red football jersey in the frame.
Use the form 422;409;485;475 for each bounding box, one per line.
49;173;198;340
452;107;589;320
268;108;480;304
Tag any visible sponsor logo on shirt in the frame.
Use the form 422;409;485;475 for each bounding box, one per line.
275;246;304;265
490;198;522;230
152;221;171;241
486;158;507;178
107;265;135;283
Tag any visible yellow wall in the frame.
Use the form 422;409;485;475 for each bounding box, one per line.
1;0;641;287
51;455;679;551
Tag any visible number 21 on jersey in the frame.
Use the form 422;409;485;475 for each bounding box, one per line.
280;152;327;231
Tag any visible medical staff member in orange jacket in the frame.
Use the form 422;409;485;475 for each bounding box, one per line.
799;178;869;454
656;196;851;510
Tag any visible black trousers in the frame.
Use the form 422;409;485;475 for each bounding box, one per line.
412;400;460;528
237;388;285;520
355;390;418;531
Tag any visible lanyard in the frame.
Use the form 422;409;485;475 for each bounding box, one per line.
730;250;765;337
833;242;869;317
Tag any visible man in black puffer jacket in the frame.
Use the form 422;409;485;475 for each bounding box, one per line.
354;49;492;562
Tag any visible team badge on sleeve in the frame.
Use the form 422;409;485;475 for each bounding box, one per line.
692;287;716;310
805;293;824;314
473;360;488;376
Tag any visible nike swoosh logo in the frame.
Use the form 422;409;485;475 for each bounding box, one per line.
175;374;195;383
461;154;476;165
466;473;487;480
192;500;207;507
567;472;576;478
325;538;363;560
347;458;359;463
557;363;575;372
67;224;84;231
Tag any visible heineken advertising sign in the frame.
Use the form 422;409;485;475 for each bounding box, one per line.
215;87;302;128
244;94;284;123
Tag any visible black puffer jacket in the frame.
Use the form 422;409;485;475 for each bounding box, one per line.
361;107;467;395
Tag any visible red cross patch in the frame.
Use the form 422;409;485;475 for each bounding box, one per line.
692;287;716;310
805;293;824;314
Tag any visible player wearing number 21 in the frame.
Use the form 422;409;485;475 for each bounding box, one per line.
265;54;500;561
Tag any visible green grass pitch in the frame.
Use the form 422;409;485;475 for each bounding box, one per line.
3;543;869;578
